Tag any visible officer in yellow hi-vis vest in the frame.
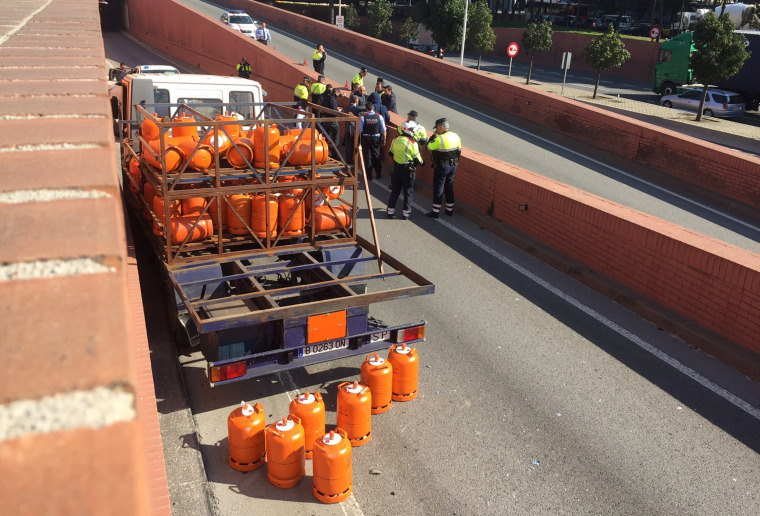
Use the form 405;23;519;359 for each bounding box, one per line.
350;66;368;91
294;76;310;106
313;44;326;75
386;121;424;220
310;75;327;104
426;118;462;218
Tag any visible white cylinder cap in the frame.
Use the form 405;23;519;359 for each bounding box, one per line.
297;393;315;405
346;382;363;394
276;418;294;432
369;355;385;366
322;431;342;446
394;344;412;355
241;401;254;416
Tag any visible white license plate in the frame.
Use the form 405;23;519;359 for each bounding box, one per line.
299;338;348;358
370;330;391;342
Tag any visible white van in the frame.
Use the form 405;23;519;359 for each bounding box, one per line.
135;65;180;75
109;74;267;133
603;15;633;32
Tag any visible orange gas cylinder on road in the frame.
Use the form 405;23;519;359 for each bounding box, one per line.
227;401;266;472
388;344;419;401
312;429;352;504
266;415;306;488
288;392;325;459
361;354;393;414
336;381;372;447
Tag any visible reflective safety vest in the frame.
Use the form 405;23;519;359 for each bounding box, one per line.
390;135;422;166
310;82;327;95
313;50;324;61
294;84;309;100
398;123;427;143
427;131;462;161
351;73;364;87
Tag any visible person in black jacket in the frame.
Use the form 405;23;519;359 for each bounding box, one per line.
381;84;397;114
319;84;341;158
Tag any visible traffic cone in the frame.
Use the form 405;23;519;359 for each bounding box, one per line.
273;46;276;51
345;80;349;89
304;58;308;66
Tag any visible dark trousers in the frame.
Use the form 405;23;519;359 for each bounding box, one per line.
362;136;382;179
314;62;324;74
321;122;340;159
343;130;355;165
431;162;457;213
387;164;416;218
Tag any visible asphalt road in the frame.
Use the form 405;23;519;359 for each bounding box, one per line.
102;12;760;516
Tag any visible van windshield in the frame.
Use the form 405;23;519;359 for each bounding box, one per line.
177;97;224;119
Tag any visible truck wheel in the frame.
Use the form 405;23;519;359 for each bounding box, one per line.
703;109;714;117
662;100;672;108
661;82;677;96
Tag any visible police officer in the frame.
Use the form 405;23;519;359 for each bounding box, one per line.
313;44;326;74
236;57;251;79
400;110;427;145
351;66;368;91
310;75;327;104
359;103;386;181
294;76;310;106
386;121;424;220
426;118;462;218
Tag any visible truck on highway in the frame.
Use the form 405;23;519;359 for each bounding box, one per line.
109;72;434;386
652;29;760;110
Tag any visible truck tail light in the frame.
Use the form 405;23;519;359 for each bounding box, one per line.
210;361;247;383
398;325;425;343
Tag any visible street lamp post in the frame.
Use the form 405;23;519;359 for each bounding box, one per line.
459;0;470;66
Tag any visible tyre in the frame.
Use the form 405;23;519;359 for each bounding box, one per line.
703;109;714;117
661;82;677;96
662;100;672;108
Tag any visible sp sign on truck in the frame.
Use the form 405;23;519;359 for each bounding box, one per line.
507;42;518;77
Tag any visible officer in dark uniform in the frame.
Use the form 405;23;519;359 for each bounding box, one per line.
358;103;386;181
426;118;462;218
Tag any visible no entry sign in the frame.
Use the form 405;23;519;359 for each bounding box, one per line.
507;42;519;57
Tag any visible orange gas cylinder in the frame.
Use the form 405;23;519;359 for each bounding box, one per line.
170;214;213;244
208;195;228;229
304;190;326;214
336;382;372;447
227;401;266;472
278;194;305;237
251;194;279;239
143;182;157;220
152;194;182;236
288;392;325;460
141;113;160;142
143;139;183;172
360;354;393;414
227;194;251;235
312;429;352;504
266;415;306;489
282;139;329;166
253;124;281;169
128;157;141;193
388;344;419;402
171;114;198;138
226;138;254;169
216;113;242;140
175;139;213;171
181;196;207;216
202;128;232;156
313;205;351;232
321;184;344;201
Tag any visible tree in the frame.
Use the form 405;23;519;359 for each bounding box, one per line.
467;1;496;70
522;20;553;85
691;12;750;121
343;4;360;31
584;25;631;98
399;16;419;47
418;0;466;51
368;0;393;39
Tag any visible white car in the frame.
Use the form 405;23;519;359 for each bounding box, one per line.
660;88;746;118
220;10;258;37
135;65;180;75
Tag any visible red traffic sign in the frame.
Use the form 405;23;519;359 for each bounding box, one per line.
649;26;661;39
507;42;519;58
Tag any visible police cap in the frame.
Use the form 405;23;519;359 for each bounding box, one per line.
407;110;418;118
360;66;368;72
434;118;448;127
303;76;311;81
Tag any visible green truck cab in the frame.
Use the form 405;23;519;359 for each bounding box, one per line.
652;31;695;96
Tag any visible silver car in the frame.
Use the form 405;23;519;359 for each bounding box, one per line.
660;88;746;118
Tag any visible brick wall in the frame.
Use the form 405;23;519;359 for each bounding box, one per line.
125;0;760;371
0;0;152;513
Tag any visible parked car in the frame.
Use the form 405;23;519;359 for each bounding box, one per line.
135;65;180;75
220;9;257;37
660;88;746;117
579;17;604;30
411;44;444;59
629;22;653;37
